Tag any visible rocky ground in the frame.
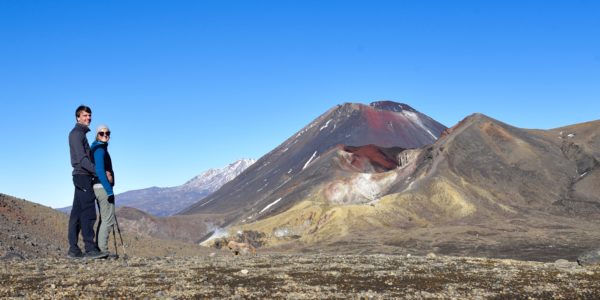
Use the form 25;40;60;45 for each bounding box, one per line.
3;193;600;298
2;253;600;299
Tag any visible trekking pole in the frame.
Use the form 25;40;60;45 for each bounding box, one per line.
113;213;128;262
112;226;119;258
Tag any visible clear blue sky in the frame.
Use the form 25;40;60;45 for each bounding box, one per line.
1;1;598;208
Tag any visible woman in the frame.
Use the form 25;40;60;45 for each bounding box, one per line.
91;124;116;256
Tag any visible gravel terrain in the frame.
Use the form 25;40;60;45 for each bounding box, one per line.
2;253;599;299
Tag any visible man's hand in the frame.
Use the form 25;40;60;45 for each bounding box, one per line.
108;195;115;203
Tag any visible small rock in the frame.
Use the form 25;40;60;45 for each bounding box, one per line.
577;249;600;266
240;269;249;275
1;252;25;261
426;252;437;259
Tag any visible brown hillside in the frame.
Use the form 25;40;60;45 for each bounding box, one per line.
0;193;214;259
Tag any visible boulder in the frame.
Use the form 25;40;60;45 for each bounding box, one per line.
577;249;600;266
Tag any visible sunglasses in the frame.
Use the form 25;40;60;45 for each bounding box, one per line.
98;131;111;137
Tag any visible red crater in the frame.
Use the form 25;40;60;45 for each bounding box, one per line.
343;144;403;172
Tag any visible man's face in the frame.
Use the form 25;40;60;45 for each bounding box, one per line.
77;111;92;126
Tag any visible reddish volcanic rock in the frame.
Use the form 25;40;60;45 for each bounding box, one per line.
343;145;403;172
357;102;445;148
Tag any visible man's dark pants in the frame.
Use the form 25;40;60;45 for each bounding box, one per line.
68;174;99;253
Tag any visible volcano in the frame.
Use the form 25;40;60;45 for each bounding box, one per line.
179;101;446;226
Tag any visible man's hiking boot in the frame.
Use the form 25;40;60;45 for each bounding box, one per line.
84;250;109;259
67;249;83;259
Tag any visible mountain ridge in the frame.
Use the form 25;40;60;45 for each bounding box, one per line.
117;158;256;216
223;114;600;260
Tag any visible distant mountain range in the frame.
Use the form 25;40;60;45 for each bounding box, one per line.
115;159;255;216
58;159;255;216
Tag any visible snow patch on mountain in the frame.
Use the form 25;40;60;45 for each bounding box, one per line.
303;151;318;170
402;110;438;140
320;119;333;131
179;159;256;193
260;198;282;214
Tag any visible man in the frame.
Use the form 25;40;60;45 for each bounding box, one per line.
67;105;108;259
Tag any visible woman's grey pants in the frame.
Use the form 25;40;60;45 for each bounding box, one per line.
93;184;116;252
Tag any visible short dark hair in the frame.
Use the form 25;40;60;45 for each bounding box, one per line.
75;105;92;118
